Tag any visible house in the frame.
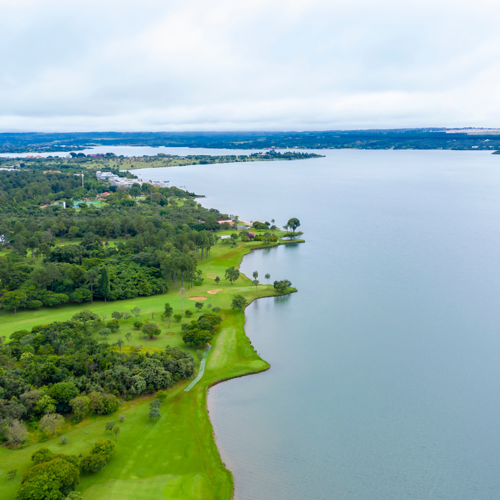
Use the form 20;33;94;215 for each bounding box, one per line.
98;192;111;198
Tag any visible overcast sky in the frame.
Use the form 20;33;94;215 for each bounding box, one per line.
1;0;499;131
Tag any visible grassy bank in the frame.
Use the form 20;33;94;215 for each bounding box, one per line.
0;234;299;499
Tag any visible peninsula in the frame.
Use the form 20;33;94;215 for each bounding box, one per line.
0;164;302;499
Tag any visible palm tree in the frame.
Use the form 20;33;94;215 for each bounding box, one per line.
253;270;258;281
115;338;124;352
265;273;271;286
178;287;187;313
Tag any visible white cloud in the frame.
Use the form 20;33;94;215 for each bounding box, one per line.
0;0;499;131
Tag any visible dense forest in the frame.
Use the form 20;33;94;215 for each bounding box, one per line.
0;129;500;153
0;168;225;313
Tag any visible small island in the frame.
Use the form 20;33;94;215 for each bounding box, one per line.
0;162;303;499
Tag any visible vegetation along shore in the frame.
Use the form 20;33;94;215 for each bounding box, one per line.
0;162;303;499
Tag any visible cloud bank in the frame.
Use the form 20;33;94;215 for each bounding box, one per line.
1;0;499;131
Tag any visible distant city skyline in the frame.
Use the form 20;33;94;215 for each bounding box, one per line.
1;0;499;131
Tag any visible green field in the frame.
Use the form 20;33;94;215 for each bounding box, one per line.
0;234;299;499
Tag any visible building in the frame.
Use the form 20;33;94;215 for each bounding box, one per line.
149;180;169;188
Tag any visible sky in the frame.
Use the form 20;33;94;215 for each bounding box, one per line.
1;0;500;131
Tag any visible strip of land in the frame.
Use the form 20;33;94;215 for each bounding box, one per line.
0;232;300;500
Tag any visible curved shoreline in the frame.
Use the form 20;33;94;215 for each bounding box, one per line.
204;247;298;499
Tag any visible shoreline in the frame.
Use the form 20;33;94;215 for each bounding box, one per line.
0;233;299;500
204;246;299;500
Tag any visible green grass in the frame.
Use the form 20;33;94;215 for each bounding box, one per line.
0;235;298;499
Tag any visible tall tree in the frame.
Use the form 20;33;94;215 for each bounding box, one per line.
225;266;240;285
287;218;301;232
86;269;99;305
163;303;173;326
99;267;110;302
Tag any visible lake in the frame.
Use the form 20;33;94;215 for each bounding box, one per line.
136;149;500;500
9;145;500;499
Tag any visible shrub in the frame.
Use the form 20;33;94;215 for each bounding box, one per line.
18;458;80;500
89;392;119;415
80;453;107;473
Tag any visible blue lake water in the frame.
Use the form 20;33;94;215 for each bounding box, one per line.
9;146;500;499
137;149;500;500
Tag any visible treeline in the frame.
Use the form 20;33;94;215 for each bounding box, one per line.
1;130;500;152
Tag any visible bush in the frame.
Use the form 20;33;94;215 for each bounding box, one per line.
90;439;116;460
185;310;193;317
133;321;144;330
106;319;120;332
142;322;161;339
89;392;119;415
80;453;107;473
18;458;80;500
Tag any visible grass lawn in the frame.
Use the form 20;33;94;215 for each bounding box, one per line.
0;234;299;499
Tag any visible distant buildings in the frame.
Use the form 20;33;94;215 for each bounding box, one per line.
96;171;137;188
0;164;21;171
96;171;169;189
149;180;169;188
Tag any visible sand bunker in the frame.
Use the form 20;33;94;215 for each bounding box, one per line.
207;276;217;280
207;289;223;295
189;296;207;301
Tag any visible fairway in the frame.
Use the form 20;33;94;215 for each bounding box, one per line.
0;233;298;500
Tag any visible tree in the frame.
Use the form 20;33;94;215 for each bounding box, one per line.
174;314;182;323
265;273;271;286
99;267;110;302
122;312;132;322
125;332;133;343
252;279;259;290
105;421;115;433
178;287;186;312
163;303;173;326
99;328;111;341
80;454;107;473
142;323;161;339
231;295;247;312
149;407;161;421
65;492;83;500
113;426;120;440
115;338;125;352
194;301;204;311
72;310;99;324
6;419;27;445
182;329;212;347
69;396;90;421
225;266;240;285
49;382;79;410
133;321;143;330
1;290;27;313
273;279;292;293
131;306;141;317
156;390;168;402
85;269;99;305
39;413;65;436
111;311;123;320
17;458;80;500
106;319;120;332
214;276;220;284
253;270;258;281
287;218;301;232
